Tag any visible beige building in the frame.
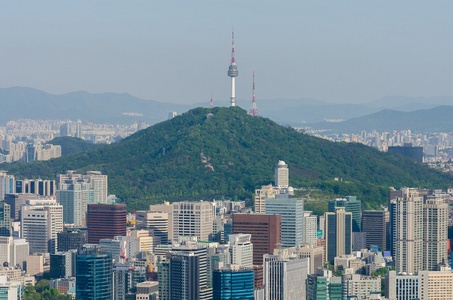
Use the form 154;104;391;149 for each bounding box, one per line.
172;201;213;242
428;271;453;299
136;211;169;245
275;160;289;188
423;195;448;271
0;237;29;270
57;170;108;203
273;244;324;274
254;184;279;213
342;274;381;300
393;188;424;273
149;202;173;241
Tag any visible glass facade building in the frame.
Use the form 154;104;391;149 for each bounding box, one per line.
76;251;113;300
213;269;254;300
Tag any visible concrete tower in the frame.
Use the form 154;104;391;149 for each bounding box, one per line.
275;160;289;188
227;31;238;107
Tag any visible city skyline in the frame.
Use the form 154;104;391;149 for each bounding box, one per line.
2;1;453;106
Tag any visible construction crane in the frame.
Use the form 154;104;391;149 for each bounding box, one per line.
119;227;131;264
142;242;154;272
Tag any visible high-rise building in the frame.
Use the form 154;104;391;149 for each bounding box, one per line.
57;177;94;226
0;202;11;237
135;210;169;245
213;267;254;300
341;274;381;300
100;236;127;263
21;199;63;254
87;203;127;244
4;193;39;221
129;229;161;257
57;228;88;252
254;184;279;214
423;195;448;271
385;270;428;300
168;246;212;300
0;237;29;270
149;201;173;241
113;264;146;300
172;201;213;242
0;171;14;201
228;234;253;268
265;197;304;248
15;179;56;197
57;170;108;204
158;260;170;300
0;276;23;299
232;214;281;266
263;253;310;300
304;211;318;246
362;210;389;250
329;196;362;232
275;160;289;188
50;251;76;279
76;248;113;300
306;273;329;300
276;244;324;275
325;207;352;262
393;188;424;273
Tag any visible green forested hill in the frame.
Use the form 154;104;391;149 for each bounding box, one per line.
4;107;453;210
48;136;103;156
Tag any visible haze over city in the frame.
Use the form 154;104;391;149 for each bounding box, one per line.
2;1;453;105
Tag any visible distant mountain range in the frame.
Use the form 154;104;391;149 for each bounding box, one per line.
2;87;453;126
4;107;452;210
308;105;453;134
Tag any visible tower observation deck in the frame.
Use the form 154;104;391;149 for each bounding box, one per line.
228;31;238;107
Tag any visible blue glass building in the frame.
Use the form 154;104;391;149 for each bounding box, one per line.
76;249;113;300
213;268;254;300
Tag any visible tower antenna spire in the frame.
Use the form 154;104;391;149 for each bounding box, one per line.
210;93;213;109
227;29;238;107
249;70;259;116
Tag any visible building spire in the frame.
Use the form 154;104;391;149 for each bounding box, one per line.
227;29;238;107
249;70;259;116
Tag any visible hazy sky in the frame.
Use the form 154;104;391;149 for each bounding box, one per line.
1;1;453;105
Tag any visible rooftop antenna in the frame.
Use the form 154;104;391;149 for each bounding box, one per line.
210;93;213;109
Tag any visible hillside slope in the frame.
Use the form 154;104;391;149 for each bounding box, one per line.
4;107;453;209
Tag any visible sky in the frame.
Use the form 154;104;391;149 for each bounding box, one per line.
1;1;453;105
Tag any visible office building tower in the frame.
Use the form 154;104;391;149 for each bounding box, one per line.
393;188;423;273
168;246;212;300
213;267;254;300
100;236;128;263
4;193;39;221
275;160;289;188
263;253;310;300
135;210;169;244
265;197;304;248
362;210;389;251
76;248;113;300
306;274;329;300
0;202;10;237
232;214;281;266
385;270;428;300
423;195;448;271
113;264;146;300
50;251;76;279
0;172;14;201
136;281;159;300
304;211;318;245
15;179;56;197
158;260;170;300
0;237;29;270
277;244;324;275
57;228;88;252
129;229;161;258
57;170;108;204
0;276;23;299
254;184;279;214
427;271;453;299
329;196;362;232
228;234;253;268
21;200;63;254
57;177;94;226
172;201;213;242
149;201;173;241
87;203;127;244
325;207;352;262
342;274;381;300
